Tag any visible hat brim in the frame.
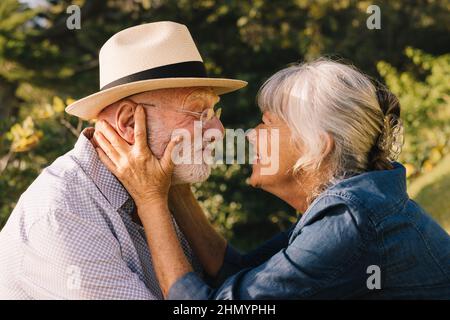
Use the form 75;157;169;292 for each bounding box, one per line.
65;77;247;120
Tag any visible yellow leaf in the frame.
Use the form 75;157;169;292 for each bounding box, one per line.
422;160;434;173
53;96;65;113
9;116;42;153
404;163;415;178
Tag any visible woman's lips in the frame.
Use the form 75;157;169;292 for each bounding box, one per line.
252;152;261;164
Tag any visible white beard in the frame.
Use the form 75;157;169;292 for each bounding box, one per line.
172;162;211;185
148;121;212;184
171;144;212;184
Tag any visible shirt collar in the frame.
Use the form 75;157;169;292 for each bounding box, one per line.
71;127;131;211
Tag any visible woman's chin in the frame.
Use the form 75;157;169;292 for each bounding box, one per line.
250;163;279;190
249;166;261;188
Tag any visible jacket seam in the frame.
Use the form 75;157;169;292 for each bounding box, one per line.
410;222;450;281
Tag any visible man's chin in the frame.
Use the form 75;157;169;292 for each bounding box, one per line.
172;164;211;185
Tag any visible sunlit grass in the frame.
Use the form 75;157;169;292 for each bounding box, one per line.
408;154;450;233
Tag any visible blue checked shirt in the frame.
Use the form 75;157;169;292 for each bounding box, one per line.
0;128;200;299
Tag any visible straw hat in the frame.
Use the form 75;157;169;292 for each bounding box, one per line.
65;21;247;120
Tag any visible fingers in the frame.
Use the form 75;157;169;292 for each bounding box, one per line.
161;135;182;173
134;105;149;151
97;120;129;152
94;131;121;164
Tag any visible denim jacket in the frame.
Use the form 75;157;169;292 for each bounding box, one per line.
168;163;450;299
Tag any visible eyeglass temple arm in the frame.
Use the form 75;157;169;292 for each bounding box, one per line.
177;109;202;116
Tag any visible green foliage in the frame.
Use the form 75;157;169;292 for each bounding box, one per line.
408;153;450;232
377;49;450;231
0;0;449;246
378;48;450;179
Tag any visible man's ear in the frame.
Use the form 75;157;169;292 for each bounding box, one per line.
115;100;136;144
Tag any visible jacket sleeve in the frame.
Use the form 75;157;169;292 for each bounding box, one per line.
168;204;369;300
209;224;296;287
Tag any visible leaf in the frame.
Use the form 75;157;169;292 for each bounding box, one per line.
8;116;42;153
53;96;65;113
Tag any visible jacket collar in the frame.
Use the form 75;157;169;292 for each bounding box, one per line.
300;162;409;227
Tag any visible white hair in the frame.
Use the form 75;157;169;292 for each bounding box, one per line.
257;58;403;197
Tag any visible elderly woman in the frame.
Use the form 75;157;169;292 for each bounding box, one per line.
95;59;450;299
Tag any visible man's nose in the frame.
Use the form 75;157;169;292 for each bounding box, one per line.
203;117;225;136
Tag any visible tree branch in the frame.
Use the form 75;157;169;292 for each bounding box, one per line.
0;150;13;175
60;118;81;137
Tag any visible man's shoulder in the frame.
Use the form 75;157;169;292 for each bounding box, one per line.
10;149;100;226
28;150;87;202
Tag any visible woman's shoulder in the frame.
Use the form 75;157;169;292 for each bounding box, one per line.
306;164;410;226
294;192;374;241
292;174;407;246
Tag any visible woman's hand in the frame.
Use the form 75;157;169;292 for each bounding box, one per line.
94;105;192;297
94;105;181;207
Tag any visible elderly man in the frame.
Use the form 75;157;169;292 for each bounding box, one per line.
0;21;246;299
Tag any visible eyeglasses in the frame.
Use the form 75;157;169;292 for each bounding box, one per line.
124;98;222;124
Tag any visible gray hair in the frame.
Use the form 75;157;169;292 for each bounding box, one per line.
257;58;403;199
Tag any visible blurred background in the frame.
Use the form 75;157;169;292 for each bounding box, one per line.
0;0;449;250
